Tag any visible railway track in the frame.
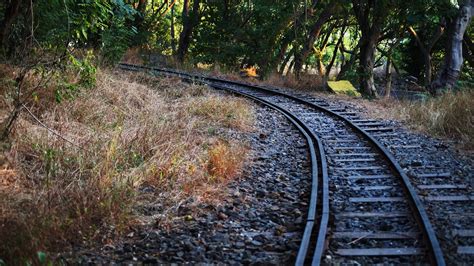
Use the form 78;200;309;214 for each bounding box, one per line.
118;63;446;265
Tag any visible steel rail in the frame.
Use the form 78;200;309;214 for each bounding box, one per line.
118;63;445;265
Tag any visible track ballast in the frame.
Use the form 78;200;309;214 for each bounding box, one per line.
118;63;446;265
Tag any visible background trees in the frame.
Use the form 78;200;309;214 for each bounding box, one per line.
0;0;472;97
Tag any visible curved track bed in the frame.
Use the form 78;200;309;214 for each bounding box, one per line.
119;63;446;265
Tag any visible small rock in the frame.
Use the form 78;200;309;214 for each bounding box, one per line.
218;212;228;220
235;242;246;249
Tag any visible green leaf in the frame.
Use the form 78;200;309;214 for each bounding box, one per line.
81;28;88;40
37;251;47;264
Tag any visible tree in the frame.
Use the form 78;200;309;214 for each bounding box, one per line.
0;0;23;49
293;1;337;76
407;22;445;85
352;0;390;97
177;0;201;63
432;0;473;93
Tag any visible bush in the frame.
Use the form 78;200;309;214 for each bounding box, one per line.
100;21;137;65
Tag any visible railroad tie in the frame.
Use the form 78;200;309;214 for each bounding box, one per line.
417;184;467;189
337;112;358;116
334;158;377;163
453;229;474;237
333;153;378;157
389;145;422;149
372;133;399;138
364;127;394;132
326;139;360;143
333;231;419;239
335;166;386;171
457;246;474;255
335;146;371;150
355;122;386;127
346;174;392;180
336;248;424;256
328;108;346;112
337;212;409;218
424;195;474;201
350;119;379;123
349;197;405;203
415;172;451;178
351;185;393;190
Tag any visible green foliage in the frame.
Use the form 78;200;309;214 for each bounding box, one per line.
101;21;137;64
37;251;47;265
55;51;97;103
71;51;97;88
2;0;138;62
71;1;113;41
1;0;472;90
191;0;295;74
100;0;138;64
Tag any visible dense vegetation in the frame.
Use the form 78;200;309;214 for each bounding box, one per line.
0;0;472;263
1;1;472;96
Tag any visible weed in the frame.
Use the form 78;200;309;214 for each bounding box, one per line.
207;141;247;183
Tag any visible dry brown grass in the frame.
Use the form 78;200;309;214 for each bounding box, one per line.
264;72;324;91
188;95;254;130
121;47;144;65
0;69;254;263
394;90;474;145
337;89;474;149
194;65;325;91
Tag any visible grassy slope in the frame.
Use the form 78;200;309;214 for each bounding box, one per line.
0;70;254;263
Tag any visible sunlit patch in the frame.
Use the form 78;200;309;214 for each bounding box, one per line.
328;80;361;97
240;66;259;78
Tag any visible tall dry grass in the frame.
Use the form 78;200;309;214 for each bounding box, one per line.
395;90;473;146
264;72;324;91
194;64;325;91
0;69;254;263
344;89;474;149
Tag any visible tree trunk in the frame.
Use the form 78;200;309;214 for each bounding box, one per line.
352;0;387;98
384;56;392;98
358;36;378;96
171;4;176;53
279;47;295;75
337;40;359;80
288;59;295;75
0;0;23;48
432;1;472;94
326;22;347;79
133;0;147;30
464;32;474;68
177;0;200;63
407;25;444;86
293;1;336;76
